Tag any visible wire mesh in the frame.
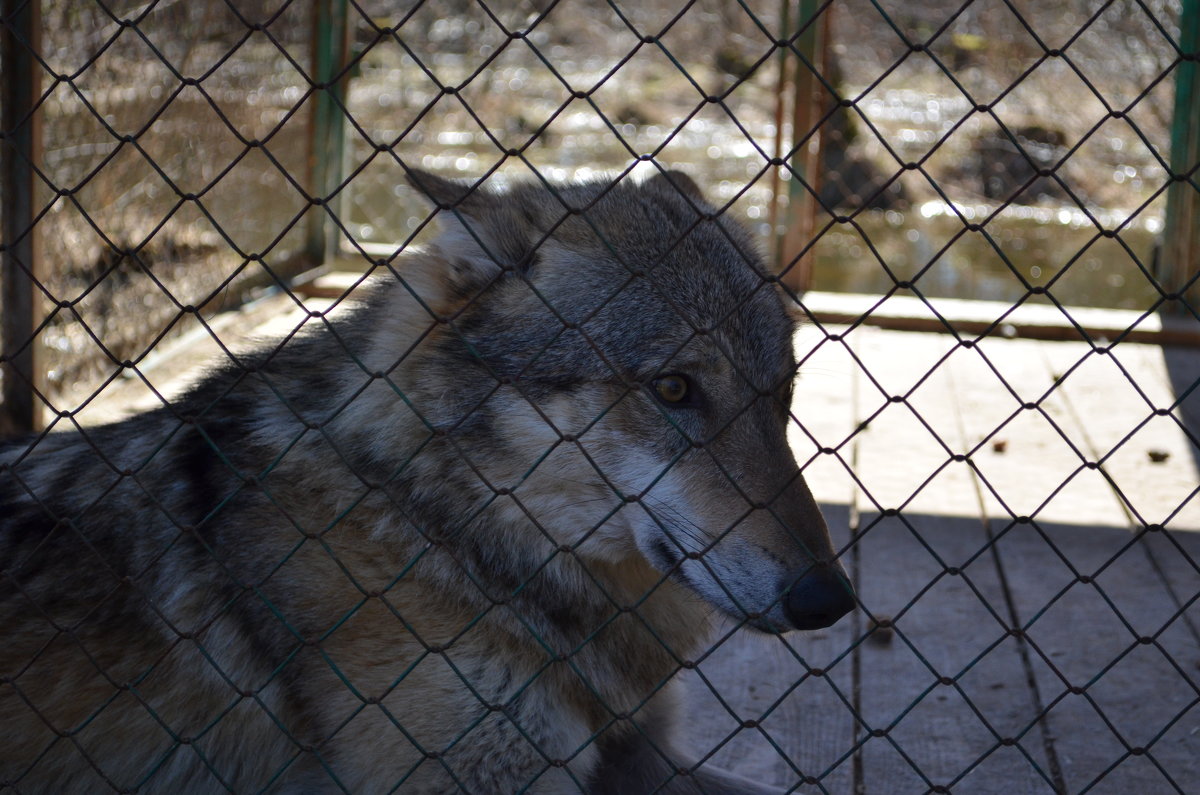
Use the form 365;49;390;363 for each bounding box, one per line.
1;0;1199;793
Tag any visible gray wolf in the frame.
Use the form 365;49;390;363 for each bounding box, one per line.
0;168;854;792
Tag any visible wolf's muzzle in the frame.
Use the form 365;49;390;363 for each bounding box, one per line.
782;565;856;630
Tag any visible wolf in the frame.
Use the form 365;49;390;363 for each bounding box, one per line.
0;167;855;793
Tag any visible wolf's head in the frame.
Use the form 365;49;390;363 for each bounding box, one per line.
392;167;853;634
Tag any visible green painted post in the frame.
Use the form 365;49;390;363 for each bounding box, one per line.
1162;0;1200;314
1;0;44;434
307;0;350;266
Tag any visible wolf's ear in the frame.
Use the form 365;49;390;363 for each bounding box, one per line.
646;169;707;204
405;168;537;275
406;168;488;213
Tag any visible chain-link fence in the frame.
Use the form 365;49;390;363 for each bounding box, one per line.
2;0;1199;792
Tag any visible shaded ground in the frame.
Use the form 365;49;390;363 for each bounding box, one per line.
682;319;1200;791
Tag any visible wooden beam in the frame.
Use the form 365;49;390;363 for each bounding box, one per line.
799;291;1200;348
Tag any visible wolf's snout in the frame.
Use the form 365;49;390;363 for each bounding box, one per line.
782;565;856;630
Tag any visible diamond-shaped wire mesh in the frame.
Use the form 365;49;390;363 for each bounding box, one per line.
1;0;1199;792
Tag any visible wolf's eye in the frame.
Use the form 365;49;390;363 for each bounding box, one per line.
653;374;690;404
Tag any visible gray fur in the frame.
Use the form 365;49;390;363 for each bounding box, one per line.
0;169;852;793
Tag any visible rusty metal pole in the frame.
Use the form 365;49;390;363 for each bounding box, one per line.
777;0;828;292
1;0;44;435
768;0;791;270
1161;0;1200;314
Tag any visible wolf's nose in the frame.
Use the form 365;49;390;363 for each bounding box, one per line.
783;565;856;630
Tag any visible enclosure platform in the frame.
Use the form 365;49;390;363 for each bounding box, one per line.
77;285;1200;793
685;318;1200;793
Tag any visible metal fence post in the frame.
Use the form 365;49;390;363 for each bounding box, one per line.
776;0;829;293
1;0;43;435
1161;0;1200;314
307;0;350;266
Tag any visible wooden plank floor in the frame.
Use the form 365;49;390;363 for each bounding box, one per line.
73;288;1200;793
687;324;1200;793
